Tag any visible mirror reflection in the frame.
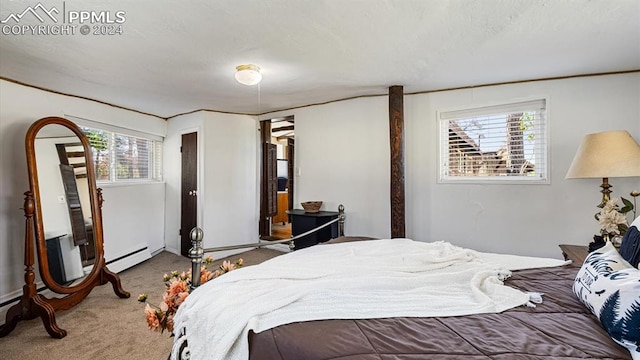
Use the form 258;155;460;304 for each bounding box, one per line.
34;124;96;286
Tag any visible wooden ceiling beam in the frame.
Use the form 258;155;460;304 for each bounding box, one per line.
272;125;294;132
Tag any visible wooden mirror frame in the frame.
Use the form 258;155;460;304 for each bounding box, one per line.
0;117;129;339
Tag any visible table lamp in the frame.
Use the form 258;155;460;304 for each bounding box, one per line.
566;130;640;208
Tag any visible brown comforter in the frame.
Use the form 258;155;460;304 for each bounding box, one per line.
247;265;631;360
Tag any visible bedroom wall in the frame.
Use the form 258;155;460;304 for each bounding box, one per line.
1;72;636;312
164;111;258;259
262;97;391;239
33;136;78;237
0;79;167;310
407;73;640;257
263;73;640;258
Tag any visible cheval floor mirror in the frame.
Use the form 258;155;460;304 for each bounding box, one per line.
0;116;129;339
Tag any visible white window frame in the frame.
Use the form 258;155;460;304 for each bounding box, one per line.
67;116;164;184
437;98;549;184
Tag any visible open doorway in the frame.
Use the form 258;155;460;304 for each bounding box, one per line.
259;116;294;240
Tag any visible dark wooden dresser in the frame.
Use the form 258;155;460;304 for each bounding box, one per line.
559;244;589;265
287;209;339;250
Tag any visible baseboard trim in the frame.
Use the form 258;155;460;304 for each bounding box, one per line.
150;247;165;257
106;247;151;273
0;283;46;308
0;284;59;327
262;243;292;253
1;245;151;327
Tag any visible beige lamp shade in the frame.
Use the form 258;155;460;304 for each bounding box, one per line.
565;130;640;179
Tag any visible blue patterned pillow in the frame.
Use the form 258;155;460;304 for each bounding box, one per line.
620;216;640;268
573;242;640;358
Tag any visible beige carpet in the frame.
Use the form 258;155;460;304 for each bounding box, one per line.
0;248;283;360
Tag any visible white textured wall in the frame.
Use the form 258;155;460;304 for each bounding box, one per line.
263;96;391;239
406;73;640;257
0;79;167;305
164;111;258;259
164;112;204;255
34;136;75;237
264;73;640;258
1;73;638;310
202;112;258;252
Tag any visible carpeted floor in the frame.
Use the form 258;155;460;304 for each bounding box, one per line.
0;248;283;360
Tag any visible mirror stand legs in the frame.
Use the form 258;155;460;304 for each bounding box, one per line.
32;294;67;338
0;300;24;338
2;187;131;339
0;191;67;339
96;188;130;300
101;267;130;299
0;294;67;339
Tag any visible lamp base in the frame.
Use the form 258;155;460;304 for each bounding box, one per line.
598;177;612;208
588;234;606;252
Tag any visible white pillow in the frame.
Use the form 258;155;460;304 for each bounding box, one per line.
573;242;640;358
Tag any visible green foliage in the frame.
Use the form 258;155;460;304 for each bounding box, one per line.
116;163;131;179
519;112;535;141
84;129;108;151
618;223;629;235
620;197;634;214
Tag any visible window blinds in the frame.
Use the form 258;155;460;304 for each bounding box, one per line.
66;116;163;182
439;99;548;183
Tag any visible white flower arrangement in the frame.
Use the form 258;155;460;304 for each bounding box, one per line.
595;191;637;238
597;198;628;236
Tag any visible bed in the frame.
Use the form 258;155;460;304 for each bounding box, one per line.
246;264;629;360
172;232;638;360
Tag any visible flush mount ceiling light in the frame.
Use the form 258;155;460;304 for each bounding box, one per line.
235;64;262;86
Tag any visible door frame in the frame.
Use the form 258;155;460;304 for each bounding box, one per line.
258;116;294;239
179;127;202;254
258;120;273;238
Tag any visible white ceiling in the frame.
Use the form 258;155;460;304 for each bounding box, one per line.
1;0;638;119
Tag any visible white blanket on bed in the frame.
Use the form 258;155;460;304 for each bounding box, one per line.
171;239;567;360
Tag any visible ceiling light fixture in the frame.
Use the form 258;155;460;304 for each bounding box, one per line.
235;64;262;86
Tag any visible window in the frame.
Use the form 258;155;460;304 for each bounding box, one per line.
438;99;548;183
68;117;163;183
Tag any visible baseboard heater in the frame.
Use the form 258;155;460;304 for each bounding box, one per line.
0;285;47;309
105;246;152;274
1;245;151;326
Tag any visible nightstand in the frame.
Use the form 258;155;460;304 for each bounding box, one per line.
286;209;339;250
559;244;590;265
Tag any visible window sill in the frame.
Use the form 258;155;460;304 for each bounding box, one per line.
438;177;549;185
96;180;165;188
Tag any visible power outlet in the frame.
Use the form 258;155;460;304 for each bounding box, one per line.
57;195;66;204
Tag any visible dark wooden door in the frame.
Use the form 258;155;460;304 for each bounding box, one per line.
180;132;198;256
55;143;94;263
287;137;295;212
59;164;89;247
259;141;278;238
259;120;274;238
264;142;277;215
